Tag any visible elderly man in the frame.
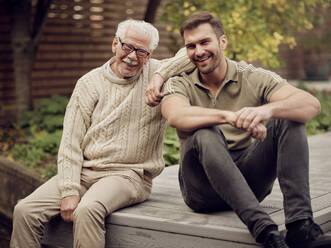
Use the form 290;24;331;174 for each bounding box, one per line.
10;19;192;248
158;12;331;248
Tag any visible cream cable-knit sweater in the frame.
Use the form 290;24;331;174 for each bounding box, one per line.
57;49;193;198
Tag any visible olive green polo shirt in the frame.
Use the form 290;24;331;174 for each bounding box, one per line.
162;57;288;150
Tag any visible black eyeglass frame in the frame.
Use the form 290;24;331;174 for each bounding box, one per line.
117;37;150;58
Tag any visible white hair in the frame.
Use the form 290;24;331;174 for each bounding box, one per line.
115;19;159;51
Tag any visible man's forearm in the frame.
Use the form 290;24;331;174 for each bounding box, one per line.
268;91;321;123
165;105;236;132
267;85;321;123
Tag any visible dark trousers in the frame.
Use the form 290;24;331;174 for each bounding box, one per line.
179;119;312;240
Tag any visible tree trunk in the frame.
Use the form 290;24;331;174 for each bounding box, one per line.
9;0;52;120
144;0;162;23
10;0;35;120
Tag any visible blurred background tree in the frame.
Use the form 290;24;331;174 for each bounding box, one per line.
5;0;52;120
161;0;330;69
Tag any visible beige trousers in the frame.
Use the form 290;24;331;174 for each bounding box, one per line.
10;168;151;248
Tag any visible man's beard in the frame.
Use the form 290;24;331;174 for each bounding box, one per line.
118;58;140;78
194;52;221;74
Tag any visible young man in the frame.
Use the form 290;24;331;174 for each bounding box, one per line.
160;12;331;248
10;19;193;248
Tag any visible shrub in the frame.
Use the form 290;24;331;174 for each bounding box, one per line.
297;84;331;135
2;95;67;179
163;125;180;166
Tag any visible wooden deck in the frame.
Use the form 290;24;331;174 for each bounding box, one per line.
42;133;331;248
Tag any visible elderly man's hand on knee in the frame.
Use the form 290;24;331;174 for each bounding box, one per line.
60;195;80;222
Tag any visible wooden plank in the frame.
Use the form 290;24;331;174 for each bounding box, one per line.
44;18;121;27
0;25;10;32
35;51;111;60
32;79;77;89
42;28;113;36
33;60;103;70
31;69;90;79
37;43;114;52
32;78;77;88
0;73;13;81
0;43;11;50
32;87;74;97
40;133;331;247
107;225;259;248
40;34;113;43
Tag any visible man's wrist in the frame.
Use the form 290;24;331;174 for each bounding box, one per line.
220;110;236;125
153;72;165;81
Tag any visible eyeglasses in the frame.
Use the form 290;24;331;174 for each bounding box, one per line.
118;37;150;58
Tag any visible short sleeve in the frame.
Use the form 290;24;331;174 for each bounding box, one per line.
162;75;191;102
246;67;289;104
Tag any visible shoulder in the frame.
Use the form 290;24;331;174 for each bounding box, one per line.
163;70;196;98
236;60;285;84
167;70;195;87
78;64;104;85
72;64;105;99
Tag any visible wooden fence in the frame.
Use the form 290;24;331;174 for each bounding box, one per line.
1;0;329;127
0;0;176;126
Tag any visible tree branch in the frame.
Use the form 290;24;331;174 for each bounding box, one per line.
144;0;162;23
32;0;52;44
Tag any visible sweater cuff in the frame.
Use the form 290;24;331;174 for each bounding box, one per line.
61;189;80;199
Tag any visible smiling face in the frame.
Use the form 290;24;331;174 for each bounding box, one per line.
111;27;152;78
183;23;227;75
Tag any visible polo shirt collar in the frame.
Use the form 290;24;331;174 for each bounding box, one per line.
224;57;238;83
191;57;238;89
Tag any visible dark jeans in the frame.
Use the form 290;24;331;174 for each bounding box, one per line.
179;119;312;240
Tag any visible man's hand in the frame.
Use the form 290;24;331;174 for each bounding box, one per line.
249;123;267;141
60;195;80;222
235;106;271;141
235;106;272;130
145;73;164;107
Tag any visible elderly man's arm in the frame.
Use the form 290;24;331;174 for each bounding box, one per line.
57;78;97;222
145;48;195;106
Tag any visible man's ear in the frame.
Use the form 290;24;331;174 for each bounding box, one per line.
112;37;118;54
219;35;227;50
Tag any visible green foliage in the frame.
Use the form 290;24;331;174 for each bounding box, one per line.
305;89;331;135
4;95;68;179
163;125;180;166
161;0;330;68
11;143;45;168
19;95;68;133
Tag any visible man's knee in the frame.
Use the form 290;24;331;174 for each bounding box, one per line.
188;127;226;148
271;119;306;135
13;200;34;222
73;201;106;222
183;196;208;213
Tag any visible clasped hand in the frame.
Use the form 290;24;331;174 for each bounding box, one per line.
229;106;272;142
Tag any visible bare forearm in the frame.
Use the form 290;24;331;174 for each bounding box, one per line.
268;91;321;123
165;105;236;131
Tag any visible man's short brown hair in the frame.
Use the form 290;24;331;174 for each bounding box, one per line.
180;12;224;38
